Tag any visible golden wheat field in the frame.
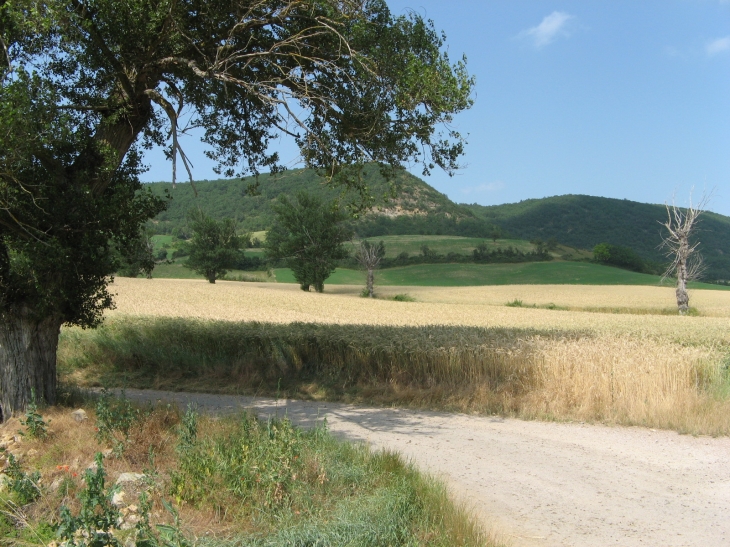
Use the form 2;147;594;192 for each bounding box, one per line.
109;277;730;345
95;277;730;434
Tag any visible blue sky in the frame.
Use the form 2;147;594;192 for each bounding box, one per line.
140;1;730;215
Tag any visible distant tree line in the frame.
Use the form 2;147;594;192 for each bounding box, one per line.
338;242;552;270
353;215;502;239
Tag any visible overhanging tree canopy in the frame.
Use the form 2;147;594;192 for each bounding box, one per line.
0;0;473;419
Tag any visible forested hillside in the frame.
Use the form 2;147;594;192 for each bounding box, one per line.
464;195;730;281
146;165;498;237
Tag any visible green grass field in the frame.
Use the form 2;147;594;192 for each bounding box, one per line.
275;262;729;289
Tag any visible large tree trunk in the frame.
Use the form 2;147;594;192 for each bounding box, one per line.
366;268;374;297
0;310;62;421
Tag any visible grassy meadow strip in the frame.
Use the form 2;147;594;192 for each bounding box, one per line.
59;317;730;436
376;283;730;317
0;398;493;547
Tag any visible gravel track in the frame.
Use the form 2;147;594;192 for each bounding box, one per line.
120;388;730;547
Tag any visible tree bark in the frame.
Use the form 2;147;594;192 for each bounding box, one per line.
367;268;374;297
676;262;689;315
676;239;690;315
0;309;62;421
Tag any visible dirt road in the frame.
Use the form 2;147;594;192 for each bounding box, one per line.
121;389;730;547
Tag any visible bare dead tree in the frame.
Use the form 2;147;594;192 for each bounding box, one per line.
355;240;385;298
659;192;711;315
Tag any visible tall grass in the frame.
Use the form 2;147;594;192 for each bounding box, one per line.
59;317;730;435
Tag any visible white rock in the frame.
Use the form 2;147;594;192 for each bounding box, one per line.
70;409;88;422
50;477;64;492
116;472;145;485
111;490;126;507
120;514;140;530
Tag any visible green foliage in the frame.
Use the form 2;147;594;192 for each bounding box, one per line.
57;454;121;547
19;389;49;440
4;454;41;505
116;230;157;279
95;389;141;457
593;242;649;273
392;293;415;302
265;192;352;292
55;451;190;547
472;241;551;263
183;210;243;283
0;0;472;416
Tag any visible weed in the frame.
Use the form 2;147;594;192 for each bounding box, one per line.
57;453;121;547
393;293;415;302
4;454;41;505
505;300;567;311
19;389;49;440
95;389;140;456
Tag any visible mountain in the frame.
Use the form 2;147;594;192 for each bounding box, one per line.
464;195;730;281
146;165;497;238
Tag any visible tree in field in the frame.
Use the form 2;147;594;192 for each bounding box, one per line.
116;229;157;279
0;0;472;419
265;193;352;292
184;211;243;283
659;194;709;315
355;240;385;297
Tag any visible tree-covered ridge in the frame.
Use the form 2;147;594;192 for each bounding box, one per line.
464;195;730;281
146;164;488;235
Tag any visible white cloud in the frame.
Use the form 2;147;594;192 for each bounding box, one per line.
706;36;730;55
518;11;575;49
461;181;505;195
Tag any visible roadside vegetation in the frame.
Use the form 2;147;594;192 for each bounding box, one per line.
0;392;492;547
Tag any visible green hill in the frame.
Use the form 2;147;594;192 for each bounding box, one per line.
464;195;730;282
146;165;496;237
145;169;730;281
